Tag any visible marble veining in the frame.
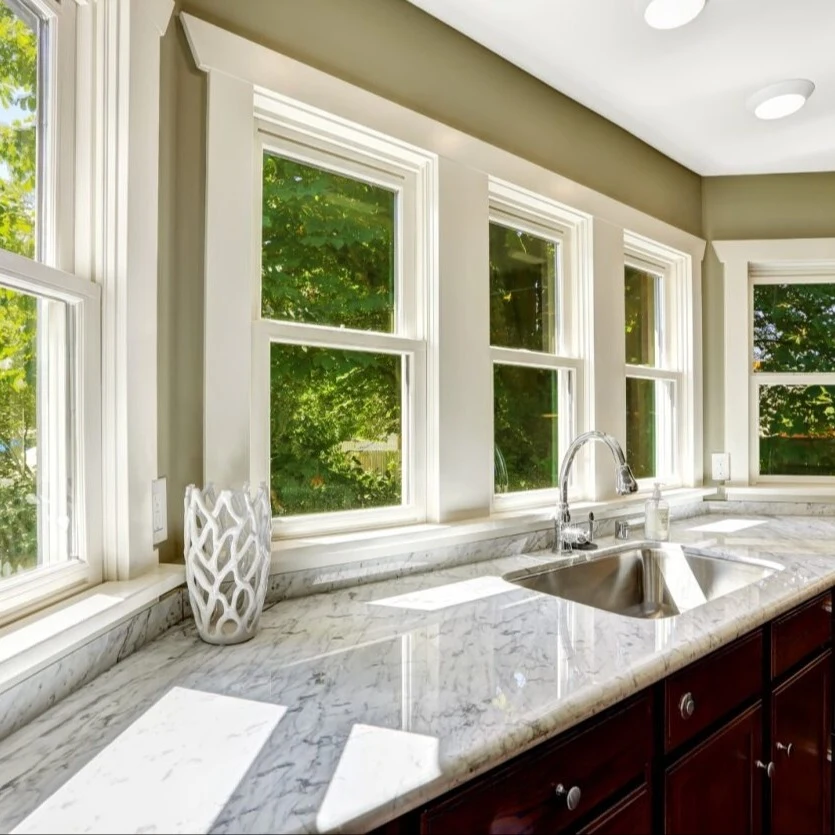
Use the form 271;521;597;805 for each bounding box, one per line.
0;514;834;833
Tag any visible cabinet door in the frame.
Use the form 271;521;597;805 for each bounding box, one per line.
771;650;832;835
578;787;651;834
665;703;763;834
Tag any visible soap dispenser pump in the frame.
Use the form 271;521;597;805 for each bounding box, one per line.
645;482;670;542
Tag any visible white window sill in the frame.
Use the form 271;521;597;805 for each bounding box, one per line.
722;485;835;503
0;564;185;696
271;487;712;573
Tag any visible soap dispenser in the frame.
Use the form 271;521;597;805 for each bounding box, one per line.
645;482;670;541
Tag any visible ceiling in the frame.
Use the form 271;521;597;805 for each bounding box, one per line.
406;0;835;176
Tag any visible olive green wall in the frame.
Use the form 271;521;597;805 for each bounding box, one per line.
701;174;835;479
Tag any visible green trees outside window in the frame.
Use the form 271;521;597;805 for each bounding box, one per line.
0;0;39;573
262;153;402;516
755;284;835;476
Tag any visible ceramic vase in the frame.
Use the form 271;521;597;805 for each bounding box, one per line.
184;483;271;645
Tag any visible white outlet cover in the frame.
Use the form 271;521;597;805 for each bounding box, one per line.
152;477;168;545
711;453;730;482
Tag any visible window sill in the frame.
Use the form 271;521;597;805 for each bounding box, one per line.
270;487;712;573
722;485;835;503
0;564;185;696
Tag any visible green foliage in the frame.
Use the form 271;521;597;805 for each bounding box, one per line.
0;0;38;570
755;285;835;475
262;156;401;515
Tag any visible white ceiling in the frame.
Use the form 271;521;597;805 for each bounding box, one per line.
406;0;835;176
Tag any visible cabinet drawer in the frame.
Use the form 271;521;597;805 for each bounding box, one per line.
772;591;832;679
577;786;651;834
665;630;763;752
421;695;652;834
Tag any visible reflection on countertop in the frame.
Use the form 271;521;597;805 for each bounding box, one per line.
2;513;835;834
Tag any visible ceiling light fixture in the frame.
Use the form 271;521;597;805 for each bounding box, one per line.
643;0;706;29
747;79;815;121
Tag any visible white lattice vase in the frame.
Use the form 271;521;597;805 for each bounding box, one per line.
184;483;271;645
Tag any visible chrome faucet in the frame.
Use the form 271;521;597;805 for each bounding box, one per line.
553;430;638;555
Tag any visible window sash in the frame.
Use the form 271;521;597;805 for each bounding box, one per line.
623;242;688;487
0;249;101;625
253;130;428;536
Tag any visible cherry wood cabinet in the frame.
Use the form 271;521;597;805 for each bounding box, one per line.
377;592;834;835
578;787;652;834
665;703;763;834
771;651;832;835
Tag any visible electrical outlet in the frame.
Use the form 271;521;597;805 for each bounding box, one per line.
152;477;168;546
711;452;730;482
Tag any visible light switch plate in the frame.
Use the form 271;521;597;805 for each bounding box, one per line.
152;477;168;546
711;452;730;482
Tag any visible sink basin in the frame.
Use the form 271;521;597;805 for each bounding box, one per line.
504;543;781;619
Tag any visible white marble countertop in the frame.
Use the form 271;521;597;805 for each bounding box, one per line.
2;512;835;834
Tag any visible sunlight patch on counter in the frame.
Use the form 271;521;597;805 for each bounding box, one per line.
13;687;286;834
688;519;768;534
369;576;518;611
316;724;441;832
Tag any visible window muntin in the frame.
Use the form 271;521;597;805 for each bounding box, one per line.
489;205;579;502
624;258;678;484
751;276;835;480
257;136;426;534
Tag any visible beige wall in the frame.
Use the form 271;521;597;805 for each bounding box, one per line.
701;174;835;479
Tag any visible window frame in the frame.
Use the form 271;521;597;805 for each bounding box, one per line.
623;236;693;490
0;0;107;625
748;268;835;485
488;181;589;511
247;117;432;538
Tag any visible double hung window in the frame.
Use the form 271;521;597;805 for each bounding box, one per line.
253;130;427;536
0;0;100;621
489;188;584;504
624;253;681;485
752;273;835;479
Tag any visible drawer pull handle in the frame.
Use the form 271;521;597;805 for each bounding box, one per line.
756;760;775;779
679;692;696;719
824;602;832;614
555;784;582;811
776;741;793;758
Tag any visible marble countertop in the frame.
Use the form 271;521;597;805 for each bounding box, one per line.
3;513;835;834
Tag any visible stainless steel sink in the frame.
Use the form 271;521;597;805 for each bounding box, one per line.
504;543;781;619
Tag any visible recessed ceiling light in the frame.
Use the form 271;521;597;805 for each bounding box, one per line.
643;0;706;29
747;79;815;121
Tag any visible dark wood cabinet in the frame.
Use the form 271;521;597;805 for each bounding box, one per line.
578;787;652;834
771;650;832;835
381;592;834;835
665;703;763;834
420;695;652;835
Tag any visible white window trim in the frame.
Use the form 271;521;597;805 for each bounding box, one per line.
181;12;705;560
715;238;835;487
624;232;698;490
487;180;591;511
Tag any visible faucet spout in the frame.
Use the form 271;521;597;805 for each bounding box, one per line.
554;430;638;555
